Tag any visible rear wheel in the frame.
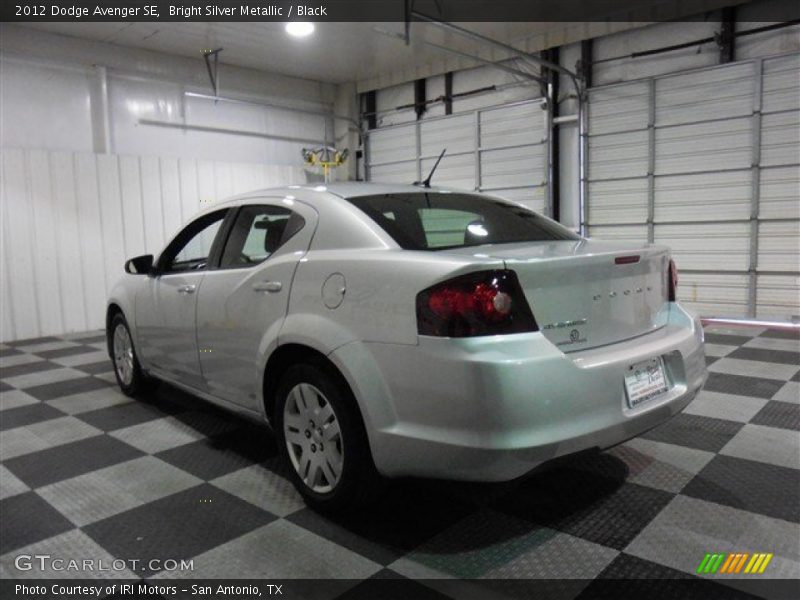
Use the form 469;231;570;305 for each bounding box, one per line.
274;361;383;512
109;313;154;397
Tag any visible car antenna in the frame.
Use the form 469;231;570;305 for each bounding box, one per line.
414;148;446;188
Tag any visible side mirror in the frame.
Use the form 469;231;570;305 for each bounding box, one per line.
125;254;154;275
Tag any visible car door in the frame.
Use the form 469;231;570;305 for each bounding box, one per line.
196;199;317;410
134;208;231;390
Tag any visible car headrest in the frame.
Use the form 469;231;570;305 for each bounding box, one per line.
463;220;490;247
263;219;288;254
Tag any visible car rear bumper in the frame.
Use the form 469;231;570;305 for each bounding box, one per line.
332;303;707;482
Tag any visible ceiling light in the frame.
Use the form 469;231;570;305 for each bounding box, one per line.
285;22;315;38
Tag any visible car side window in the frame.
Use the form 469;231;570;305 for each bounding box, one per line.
219;205;305;269
159;210;227;274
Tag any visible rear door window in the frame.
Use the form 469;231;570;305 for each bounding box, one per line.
219;205;305;269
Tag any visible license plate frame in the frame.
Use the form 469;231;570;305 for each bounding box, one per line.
625;356;669;408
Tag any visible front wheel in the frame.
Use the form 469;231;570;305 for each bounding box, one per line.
274;361;383;512
108;313;154;397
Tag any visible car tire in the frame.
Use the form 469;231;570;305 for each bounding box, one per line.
108;313;155;397
274;360;384;512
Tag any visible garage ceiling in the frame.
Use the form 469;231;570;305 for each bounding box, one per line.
19;21;569;85
19;0;740;90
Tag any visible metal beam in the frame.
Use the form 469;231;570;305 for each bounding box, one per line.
414;78;427;119
184;92;352;126
201;48;223;96
412;12;578;83
422;42;546;84
580;39;594;89
719;6;736;64
444;71;453;115
364;91;377;130
748;58;764;318
543;47;560;222
647;78;656;244
138;119;327;146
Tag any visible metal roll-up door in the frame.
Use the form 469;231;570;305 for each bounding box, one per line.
758;54;800;318
365;123;418;184
478;101;548;213
585;80;650;242
587;53;800;318
420;113;475;190
365;98;550;216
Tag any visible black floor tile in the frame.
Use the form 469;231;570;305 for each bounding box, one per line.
580;553;760;599
4;435;144;488
0;402;64;431
0;492;75;554
682;455;800;523
70;334;106;344
74;360;113;375
596;553;693;579
703;372;785;400
5;336;61;347
793;370;800;382
759;329;800;341
705;356;719;367
727;346;800;366
0;360;59;380
288;481;476;565
0;381;13;392
34;345;97;360
336;570;467;600
0;347;23;358
750;400;800;431
83;483;276;576
156;425;276;481
704;333;752;346
169;407;247;437
492;456;674;550
640;413;743;452
23;376;112;401
76;400;178;432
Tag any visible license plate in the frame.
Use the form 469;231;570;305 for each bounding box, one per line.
625;357;669;408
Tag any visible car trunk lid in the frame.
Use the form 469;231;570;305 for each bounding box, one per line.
441;239;671;351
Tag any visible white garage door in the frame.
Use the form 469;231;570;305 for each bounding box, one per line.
586;52;800;318
365;99;550;216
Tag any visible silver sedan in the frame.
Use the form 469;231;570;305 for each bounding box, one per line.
106;183;707;511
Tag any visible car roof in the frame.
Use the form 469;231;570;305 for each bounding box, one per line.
213;181;457;205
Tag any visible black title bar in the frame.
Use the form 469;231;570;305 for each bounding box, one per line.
3;0;800;22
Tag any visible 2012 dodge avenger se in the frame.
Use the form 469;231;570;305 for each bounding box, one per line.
107;183;707;510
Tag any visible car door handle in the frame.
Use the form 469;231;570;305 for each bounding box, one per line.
177;285;196;294
252;281;282;293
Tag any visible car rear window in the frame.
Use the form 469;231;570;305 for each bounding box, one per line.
346;192;579;250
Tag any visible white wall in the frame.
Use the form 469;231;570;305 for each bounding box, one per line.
0;148;307;341
0;25;342;342
0;24;337;163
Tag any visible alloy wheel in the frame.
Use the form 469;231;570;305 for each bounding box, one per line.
283;383;344;493
113;323;135;386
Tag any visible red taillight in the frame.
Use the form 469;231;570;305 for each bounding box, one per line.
668;259;678;302
417;270;537;337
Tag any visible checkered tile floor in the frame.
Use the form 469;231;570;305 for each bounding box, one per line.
0;326;798;598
